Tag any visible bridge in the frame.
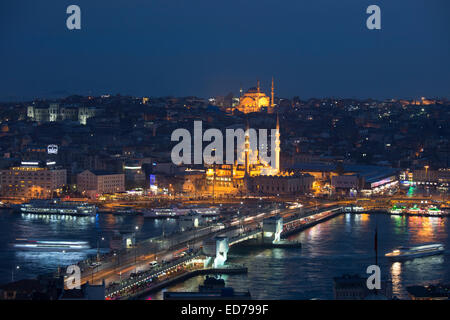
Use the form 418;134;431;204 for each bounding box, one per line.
64;203;345;299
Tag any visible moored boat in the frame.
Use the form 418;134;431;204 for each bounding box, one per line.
18;199;97;216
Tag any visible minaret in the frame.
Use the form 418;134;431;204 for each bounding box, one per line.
274;114;280;174
256;80;261;111
271;77;275;107
244;121;250;176
268;77;275;114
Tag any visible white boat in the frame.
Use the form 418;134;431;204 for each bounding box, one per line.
13;239;90;251
389;204;406;215
19;199;97;216
113;206;140;215
143;206;218;218
385;243;444;261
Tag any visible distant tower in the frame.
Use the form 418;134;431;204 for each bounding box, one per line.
274;114;280;173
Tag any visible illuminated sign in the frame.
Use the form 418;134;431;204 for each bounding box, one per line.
149;174;156;187
370;176;396;189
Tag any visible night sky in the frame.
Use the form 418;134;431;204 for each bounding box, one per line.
1;0;449;101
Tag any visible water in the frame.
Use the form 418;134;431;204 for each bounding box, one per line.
1;209;449;299
147;213;450;300
0;209;177;284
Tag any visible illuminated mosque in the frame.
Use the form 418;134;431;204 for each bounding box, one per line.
235;78;276;114
204;115;313;197
199;79;314;197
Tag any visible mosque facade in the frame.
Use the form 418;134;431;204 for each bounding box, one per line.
235;78;275;114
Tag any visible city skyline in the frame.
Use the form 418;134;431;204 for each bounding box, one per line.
0;0;449;304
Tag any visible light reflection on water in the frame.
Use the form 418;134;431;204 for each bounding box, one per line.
2;208;449;299
0;209;177;284
147;213;450;300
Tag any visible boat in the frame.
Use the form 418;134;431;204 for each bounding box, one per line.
389;204;406;215
427;206;442;215
385;243;445;261
143;205;218;218
198;276;225;292
18;199;97;216
407;205;424;215
142;207;183;218
186;206;219;216
113;206;140;216
12;238;91;251
164;276;251;300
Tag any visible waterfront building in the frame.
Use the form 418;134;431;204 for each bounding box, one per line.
27;103;99;125
123;159;152;189
0;161;66;199
331;174;361;190
76;170;125;197
251;173;314;195
412;168;450;187
178;210;203;231
291;163;399;196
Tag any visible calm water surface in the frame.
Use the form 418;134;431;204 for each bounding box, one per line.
1;209;449;299
147;213;450;300
0;209;177;284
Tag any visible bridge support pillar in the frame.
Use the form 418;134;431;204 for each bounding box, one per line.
263;216;283;243
202;236;229;268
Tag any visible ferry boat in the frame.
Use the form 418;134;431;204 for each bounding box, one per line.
198;276;225;292
113;206;140;216
164;276;251;300
143;205;218;218
389;204;406;215
13;238;90;251
407;204;424;215
18;199;97;216
427;206;442;215
385;243;444;261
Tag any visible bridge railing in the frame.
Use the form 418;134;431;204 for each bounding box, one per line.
105;250;203;296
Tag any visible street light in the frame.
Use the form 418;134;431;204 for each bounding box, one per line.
134;226;139;273
97;236;105;262
11;265;20;281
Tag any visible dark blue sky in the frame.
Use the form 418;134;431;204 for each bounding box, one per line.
1;0;449;101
